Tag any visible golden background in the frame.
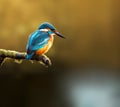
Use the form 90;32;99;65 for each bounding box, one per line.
0;1;120;107
0;0;120;71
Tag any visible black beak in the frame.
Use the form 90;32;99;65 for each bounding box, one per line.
54;30;65;39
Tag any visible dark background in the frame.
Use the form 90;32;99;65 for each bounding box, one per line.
0;0;120;107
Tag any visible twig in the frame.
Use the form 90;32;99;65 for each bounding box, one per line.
0;49;51;67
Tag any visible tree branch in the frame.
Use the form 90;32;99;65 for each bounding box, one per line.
0;49;51;67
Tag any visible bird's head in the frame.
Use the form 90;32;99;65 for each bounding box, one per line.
38;22;65;39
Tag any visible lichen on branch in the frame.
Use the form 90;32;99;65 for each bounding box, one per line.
0;49;51;67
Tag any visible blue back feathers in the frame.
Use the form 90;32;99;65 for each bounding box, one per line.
26;30;50;60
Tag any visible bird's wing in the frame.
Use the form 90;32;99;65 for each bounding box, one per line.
26;30;50;53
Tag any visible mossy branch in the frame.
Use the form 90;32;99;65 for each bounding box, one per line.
0;49;51;67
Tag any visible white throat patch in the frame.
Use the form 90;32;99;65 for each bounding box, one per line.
39;29;49;32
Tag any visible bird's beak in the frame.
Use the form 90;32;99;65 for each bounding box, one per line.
54;30;65;39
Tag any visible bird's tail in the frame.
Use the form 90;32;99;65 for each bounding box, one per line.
26;53;34;60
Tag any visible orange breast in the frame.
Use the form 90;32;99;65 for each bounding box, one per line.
36;35;54;55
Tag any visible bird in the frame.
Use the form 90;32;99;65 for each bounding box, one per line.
26;22;65;60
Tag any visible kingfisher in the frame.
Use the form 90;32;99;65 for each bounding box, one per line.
26;22;65;60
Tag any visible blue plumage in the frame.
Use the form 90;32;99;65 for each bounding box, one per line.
26;22;65;60
38;22;56;30
26;30;50;60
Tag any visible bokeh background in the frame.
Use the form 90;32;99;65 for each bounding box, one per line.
0;0;120;107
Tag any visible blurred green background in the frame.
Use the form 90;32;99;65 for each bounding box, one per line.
0;0;120;71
